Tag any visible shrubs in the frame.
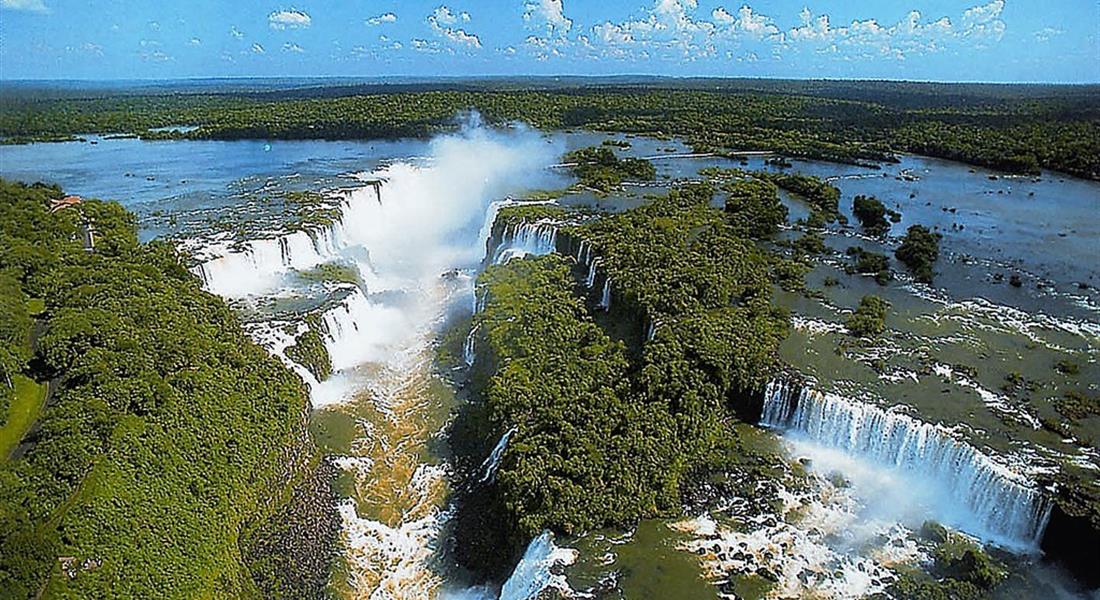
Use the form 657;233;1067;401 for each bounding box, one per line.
757;173;842;225
455;255;674;572
722;177;787;237
847;295;890;336
284;317;333;380
565;146;656;192
845;246;892;285
851;195;899;233
793;231;827;255
895;224;942;283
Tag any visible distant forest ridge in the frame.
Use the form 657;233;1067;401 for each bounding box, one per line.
2;76;1098;104
1;78;1097;180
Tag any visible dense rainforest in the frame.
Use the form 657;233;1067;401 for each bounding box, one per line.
0;180;336;599
1;79;1098;180
452;184;791;575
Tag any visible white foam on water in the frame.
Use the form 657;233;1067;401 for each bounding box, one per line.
675;468;924;600
499;531;579;600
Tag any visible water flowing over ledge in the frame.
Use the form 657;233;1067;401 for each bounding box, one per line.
491;220;559;265
760;380;1052;550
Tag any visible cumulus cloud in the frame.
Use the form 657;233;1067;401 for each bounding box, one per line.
712;5;779;39
367;12;396;26
190;37;202;46
283;42;304;53
251;43;266;54
269;9;311;30
231;26;245;39
1;0;48;11
81;42;104;56
960;0;1005;40
427;6;481;49
541;1;1009;65
431;6;461;26
524;0;572;37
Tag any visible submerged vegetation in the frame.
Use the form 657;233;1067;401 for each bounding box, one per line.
846;294;891;337
851;194;899;234
895;224;943;283
565;145;656;192
0;179;333;598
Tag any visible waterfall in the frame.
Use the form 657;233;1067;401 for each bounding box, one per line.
760;380;1052;549
645;319;658;341
192;210;349;297
478;427;516;484
498;531;577;600
317;287;408;372
463;323;479;366
491;221;558;264
598;277;612;310
584;258;600;288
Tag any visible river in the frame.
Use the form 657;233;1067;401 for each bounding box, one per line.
2;125;1097;598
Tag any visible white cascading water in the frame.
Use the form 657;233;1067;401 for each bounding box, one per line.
584;257;600;288
463;323;480;367
193;216;347;297
316;287;411;374
760;380;1052;549
491;221;558;264
478;427;517;484
498;531;578;600
599;277;612;310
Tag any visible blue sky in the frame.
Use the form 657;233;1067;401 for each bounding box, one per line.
1;0;1096;82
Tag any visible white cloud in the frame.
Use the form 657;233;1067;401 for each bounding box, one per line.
1033;27;1063;42
367;12;396;26
788;7;834;42
251;43;266;54
427;6;482;49
960;0;1005;40
140;49;173;62
283;42;304;53
269;9;311;30
1;0;47;11
524;0;572;37
412;38;440;53
431;6;460;26
580;2;1005;64
231;26;245;39
190;37;202;46
712;5;779;39
81;42;104;56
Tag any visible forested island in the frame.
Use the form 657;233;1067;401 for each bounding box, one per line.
2;78;1098;180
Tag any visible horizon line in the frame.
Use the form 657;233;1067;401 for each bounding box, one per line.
1;74;1098;87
